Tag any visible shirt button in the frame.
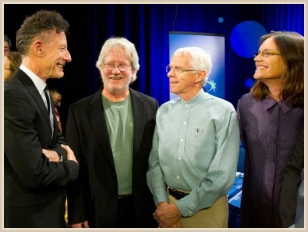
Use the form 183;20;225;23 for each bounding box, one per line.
181;139;184;142
188;211;192;215
176;176;180;179
178;157;182;160
184;121;187;124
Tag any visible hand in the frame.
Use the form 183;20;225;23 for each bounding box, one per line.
42;149;61;162
157;201;169;208
61;144;78;163
154;203;182;228
168;220;181;228
71;220;89;228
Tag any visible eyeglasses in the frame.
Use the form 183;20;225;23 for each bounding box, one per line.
254;51;281;58
166;65;196;74
103;63;131;72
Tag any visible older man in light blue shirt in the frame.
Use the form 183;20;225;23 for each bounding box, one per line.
146;47;240;228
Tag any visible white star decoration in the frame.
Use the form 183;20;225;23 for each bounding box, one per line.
207;79;217;92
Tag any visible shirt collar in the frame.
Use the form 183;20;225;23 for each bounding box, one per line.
180;89;204;106
277;100;292;114
262;96;292;114
20;64;47;95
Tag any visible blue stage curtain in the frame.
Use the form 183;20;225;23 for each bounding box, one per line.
4;4;304;131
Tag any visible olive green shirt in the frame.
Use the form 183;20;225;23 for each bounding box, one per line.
103;94;134;195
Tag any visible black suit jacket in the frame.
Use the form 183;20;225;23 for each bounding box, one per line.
4;69;79;228
280;129;304;227
65;87;158;228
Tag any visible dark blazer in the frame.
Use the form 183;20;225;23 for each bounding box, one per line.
280;129;304;227
4;69;79;228
65;87;158;228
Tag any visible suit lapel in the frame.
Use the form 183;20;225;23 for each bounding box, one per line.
18;70;53;134
130;89;145;159
88;89;115;168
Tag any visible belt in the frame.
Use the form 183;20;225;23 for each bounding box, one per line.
117;194;133;199
168;188;189;200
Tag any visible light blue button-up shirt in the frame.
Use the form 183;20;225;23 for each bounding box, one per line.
147;89;240;217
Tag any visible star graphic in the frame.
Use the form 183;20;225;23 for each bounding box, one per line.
207;79;217;92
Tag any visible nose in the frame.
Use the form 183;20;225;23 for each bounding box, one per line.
65;50;72;63
167;68;174;78
254;53;262;62
254;56;261;62
111;66;121;73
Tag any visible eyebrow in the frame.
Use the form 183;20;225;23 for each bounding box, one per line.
258;49;278;52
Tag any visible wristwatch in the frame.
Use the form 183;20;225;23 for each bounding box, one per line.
59;155;63;162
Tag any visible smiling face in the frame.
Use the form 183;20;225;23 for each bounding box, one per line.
37;30;71;80
167;54;204;101
99;47;135;97
253;37;286;84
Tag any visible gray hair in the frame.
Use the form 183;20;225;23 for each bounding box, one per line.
174;47;212;86
96;37;140;83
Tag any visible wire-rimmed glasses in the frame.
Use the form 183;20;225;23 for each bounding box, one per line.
166;65;196;74
254;51;281;58
103;63;131;72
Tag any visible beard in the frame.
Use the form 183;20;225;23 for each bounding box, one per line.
102;76;129;93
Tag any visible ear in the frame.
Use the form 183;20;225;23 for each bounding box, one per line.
195;70;206;83
33;40;43;57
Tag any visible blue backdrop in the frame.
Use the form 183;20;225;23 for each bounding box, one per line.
4;4;304;132
169;32;226;100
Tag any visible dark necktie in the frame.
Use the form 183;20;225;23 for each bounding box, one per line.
44;86;50;114
44;85;54;136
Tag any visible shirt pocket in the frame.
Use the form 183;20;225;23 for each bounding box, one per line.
188;126;216;154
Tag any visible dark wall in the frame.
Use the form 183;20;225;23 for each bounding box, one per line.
4;4;304;133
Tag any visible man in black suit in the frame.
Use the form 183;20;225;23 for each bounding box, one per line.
65;37;158;228
4;10;79;228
